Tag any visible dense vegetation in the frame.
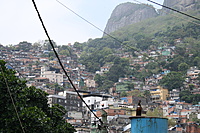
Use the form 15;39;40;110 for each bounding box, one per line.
76;11;200;101
0;60;75;133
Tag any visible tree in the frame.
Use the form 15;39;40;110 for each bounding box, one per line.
143;90;151;103
168;118;176;128
126;82;135;91
188;84;195;90
146;107;163;117
0;60;75;133
145;62;159;70
166;56;185;71
94;74;104;87
120;91;127;97
101;80;114;92
47;83;64;94
106;57;129;82
159;71;185;91
178;62;189;73
180;90;200;104
193;57;200;67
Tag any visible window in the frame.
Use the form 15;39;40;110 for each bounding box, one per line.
58;99;61;102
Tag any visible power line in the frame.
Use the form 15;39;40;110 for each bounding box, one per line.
55;0;139;52
148;0;200;22
132;0;200;26
0;66;26;133
31;0;103;125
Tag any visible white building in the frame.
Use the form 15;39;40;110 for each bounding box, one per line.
41;66;63;84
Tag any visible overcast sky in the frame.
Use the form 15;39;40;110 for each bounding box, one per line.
0;0;164;46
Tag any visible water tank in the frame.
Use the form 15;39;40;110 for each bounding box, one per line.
129;116;168;133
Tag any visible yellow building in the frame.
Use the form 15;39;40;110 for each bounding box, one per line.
150;86;169;102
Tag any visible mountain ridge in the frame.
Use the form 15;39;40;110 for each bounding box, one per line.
104;0;200;35
103;2;158;36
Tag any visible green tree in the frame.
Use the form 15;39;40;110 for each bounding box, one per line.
159;71;184;91
179;90;200;104
145;62;159;70
146;107;163;117
166;56;185;71
188;84;195;90
178;62;189;72
0;60;75;133
47;83;64;94
120;91;127;97
94;74;104;87
193;57;200;67
106;57;129;82
126;82;135;91
143;90;151;103
175;45;186;56
168;118;176;128
101;80;114;92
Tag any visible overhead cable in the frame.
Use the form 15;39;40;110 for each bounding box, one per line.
55;0;139;52
0;66;26;133
31;0;103;125
132;0;200;26
148;0;200;22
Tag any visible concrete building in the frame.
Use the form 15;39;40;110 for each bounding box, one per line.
41;66;63;84
58;91;85;113
169;89;180;101
150;86;169;102
47;95;67;110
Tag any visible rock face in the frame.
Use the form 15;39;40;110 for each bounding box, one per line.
160;0;200;15
103;2;158;36
103;1;200;35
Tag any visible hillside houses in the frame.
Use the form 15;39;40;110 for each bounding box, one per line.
1;41;200;132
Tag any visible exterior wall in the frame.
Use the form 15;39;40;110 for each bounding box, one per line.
150;86;169;102
41;71;63;84
47;95;67;109
65;92;83;112
68;111;83;119
83;97;103;107
85;79;96;87
180;110;192;118
67;119;83;126
130;117;168;133
96;109;126;117
126;109;136;116
163;106;169;116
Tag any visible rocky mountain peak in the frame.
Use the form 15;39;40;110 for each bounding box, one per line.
103;1;200;36
160;0;200;15
103;2;158;36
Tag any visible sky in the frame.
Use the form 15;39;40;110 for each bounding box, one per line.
0;0;164;46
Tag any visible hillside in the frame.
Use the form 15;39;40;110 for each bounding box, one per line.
104;0;200;35
78;5;200;89
110;10;200;42
160;0;200;15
